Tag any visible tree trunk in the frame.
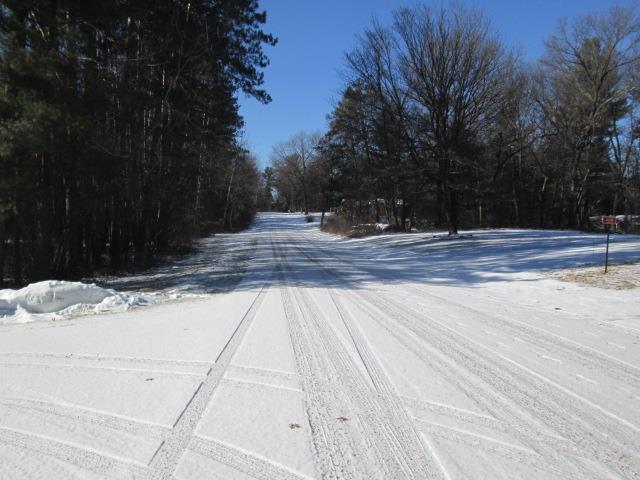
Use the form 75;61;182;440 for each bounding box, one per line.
223;158;238;229
447;187;459;235
13;217;22;286
0;219;5;285
436;180;445;228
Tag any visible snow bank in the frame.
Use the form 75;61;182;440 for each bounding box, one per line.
0;280;165;323
0;281;115;314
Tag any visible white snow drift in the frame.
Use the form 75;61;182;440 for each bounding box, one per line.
0;280;155;322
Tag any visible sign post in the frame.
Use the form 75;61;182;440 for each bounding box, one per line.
601;215;617;273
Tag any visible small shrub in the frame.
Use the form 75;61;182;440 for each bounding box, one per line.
321;215;352;235
305;215;315;223
349;224;381;237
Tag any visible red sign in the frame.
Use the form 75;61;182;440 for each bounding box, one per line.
602;215;617;225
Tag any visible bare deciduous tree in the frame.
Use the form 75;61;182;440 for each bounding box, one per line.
271;131;321;213
394;5;515;234
270;4;640;235
537;5;640;227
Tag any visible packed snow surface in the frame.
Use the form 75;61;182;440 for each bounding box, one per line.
0;213;639;479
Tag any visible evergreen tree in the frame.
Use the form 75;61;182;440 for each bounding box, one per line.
0;0;276;285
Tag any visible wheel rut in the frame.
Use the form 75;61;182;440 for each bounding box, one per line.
189;435;312;480
272;235;445;480
293;236;640;479
0;427;147;479
145;286;268;479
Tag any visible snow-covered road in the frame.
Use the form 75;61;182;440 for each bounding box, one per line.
1;213;639;479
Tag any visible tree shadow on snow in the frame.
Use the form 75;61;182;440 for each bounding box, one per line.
104;213;640;294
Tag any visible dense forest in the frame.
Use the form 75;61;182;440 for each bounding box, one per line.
0;0;275;285
268;4;640;235
3;2;640;285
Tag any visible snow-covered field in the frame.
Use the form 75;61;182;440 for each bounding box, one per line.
0;212;639;479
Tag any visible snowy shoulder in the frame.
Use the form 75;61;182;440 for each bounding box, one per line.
0;280;154;323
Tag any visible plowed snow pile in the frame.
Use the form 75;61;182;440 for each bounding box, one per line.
0;281;155;323
0;228;257;325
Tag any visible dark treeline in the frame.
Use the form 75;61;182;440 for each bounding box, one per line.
0;1;275;285
269;4;640;235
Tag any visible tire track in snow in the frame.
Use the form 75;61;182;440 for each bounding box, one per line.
0;361;205;378
412;418;568;477
145;286;268;480
0;352;209;375
401;396;506;433
0;352;211;366
296;233;594;478
273;238;365;479
0;441;116;480
226;364;298;382
223;364;301;392
304;235;640;421
0;426;147;479
293;239;633;479
356;289;640;479
351;293;613;478
293;287;439;479
327;290;446;479
273;236;445;479
298;234;640;385
188;435;312;480
398;285;640;389
0;395;168;439
296;244;582;470
219;377;303;395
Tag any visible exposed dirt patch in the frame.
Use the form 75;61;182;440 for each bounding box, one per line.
549;261;640;289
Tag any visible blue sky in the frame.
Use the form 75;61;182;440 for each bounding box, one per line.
239;0;625;168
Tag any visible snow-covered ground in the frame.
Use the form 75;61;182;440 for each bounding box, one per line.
0;228;259;325
551;261;640;289
96;229;258;295
0;212;639;479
